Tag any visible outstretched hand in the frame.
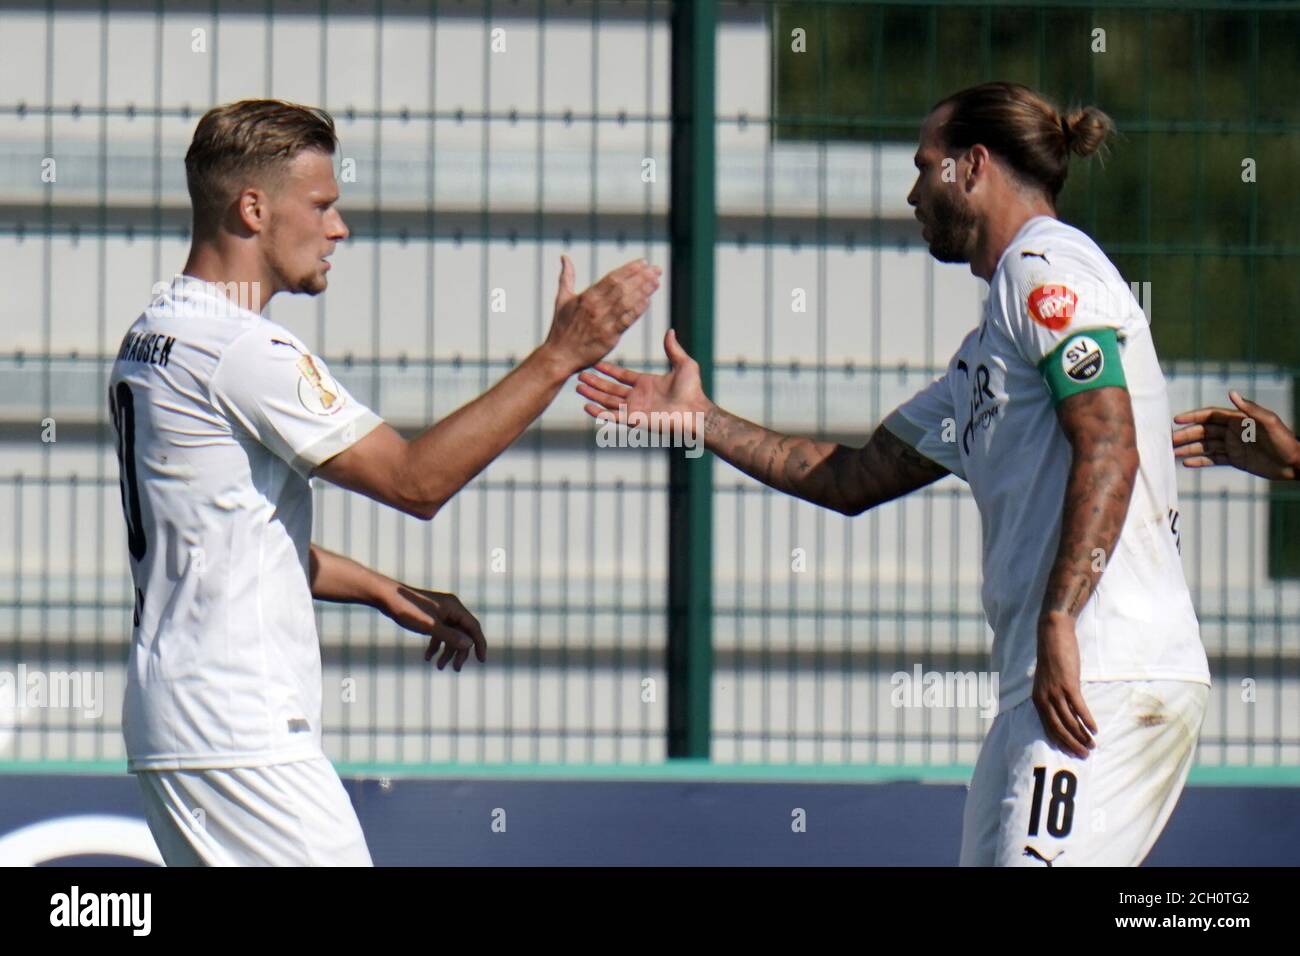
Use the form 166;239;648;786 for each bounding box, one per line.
576;328;713;435
1173;391;1299;481
545;255;661;376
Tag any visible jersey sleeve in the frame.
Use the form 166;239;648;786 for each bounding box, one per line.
210;328;384;479
1000;248;1128;406
880;360;965;480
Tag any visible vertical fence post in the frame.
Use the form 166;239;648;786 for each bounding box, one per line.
668;0;716;758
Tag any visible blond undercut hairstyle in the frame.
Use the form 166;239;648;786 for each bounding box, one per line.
934;81;1114;201
184;99;338;238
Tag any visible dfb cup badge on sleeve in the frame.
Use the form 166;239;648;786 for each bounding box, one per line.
296;353;346;416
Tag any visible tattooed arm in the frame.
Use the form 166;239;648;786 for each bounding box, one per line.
701;405;950;516
1041;386;1139;620
575;330;950;516
1032;385;1139;758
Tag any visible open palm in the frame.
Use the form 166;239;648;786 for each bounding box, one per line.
576;329;712;431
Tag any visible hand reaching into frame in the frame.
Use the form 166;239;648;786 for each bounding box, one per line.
1172;391;1300;481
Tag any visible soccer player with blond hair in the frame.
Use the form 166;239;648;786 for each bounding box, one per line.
109;99;660;865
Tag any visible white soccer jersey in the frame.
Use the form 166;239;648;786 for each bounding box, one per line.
883;216;1210;713
108;274;382;770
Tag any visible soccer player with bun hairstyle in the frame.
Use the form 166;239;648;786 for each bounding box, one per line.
936;81;1114;199
110;99;660;865
580;81;1210;866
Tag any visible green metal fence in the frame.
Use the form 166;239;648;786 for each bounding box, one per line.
0;0;1297;781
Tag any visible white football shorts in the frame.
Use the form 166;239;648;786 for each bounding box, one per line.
959;679;1209;867
135;755;373;867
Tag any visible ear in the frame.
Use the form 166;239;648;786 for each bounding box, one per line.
235;187;267;234
965;144;992;189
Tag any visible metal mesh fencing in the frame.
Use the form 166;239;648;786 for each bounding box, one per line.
0;0;1296;776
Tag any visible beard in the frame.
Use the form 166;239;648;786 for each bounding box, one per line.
264;222;329;296
268;252;328;296
923;189;978;264
290;269;328;296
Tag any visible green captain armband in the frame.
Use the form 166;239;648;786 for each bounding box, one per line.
1037;327;1126;406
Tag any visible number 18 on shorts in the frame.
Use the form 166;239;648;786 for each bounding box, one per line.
959;680;1209;867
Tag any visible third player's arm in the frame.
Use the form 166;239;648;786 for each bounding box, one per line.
1173;390;1300;480
702;406;950;516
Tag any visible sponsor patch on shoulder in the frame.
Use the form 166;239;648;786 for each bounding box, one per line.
1061;334;1104;383
296;353;346;416
1027;283;1077;331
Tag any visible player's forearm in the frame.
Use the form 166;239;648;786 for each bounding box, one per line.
397;343;573;512
308;544;392;609
1039;402;1139;623
702;405;875;515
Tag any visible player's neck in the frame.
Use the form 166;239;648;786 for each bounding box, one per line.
970;199;1057;282
182;243;277;313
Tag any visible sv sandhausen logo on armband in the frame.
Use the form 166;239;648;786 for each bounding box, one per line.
1061;334;1104;383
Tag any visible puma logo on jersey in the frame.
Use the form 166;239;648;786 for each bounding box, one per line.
1023;846;1064;866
